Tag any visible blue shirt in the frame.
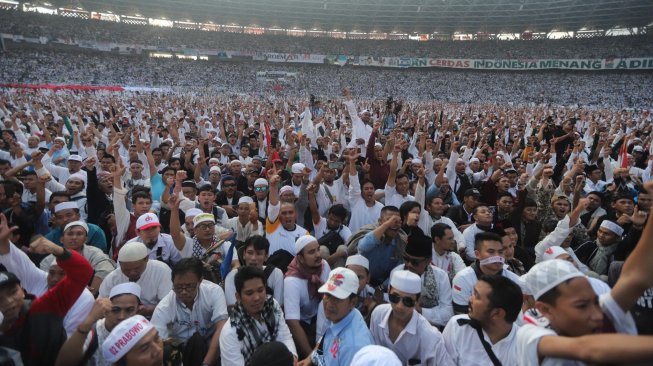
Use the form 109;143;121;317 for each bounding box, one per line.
357;231;402;286
45;223;108;254
320;309;373;366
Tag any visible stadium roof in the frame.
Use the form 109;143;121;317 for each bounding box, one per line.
76;0;653;34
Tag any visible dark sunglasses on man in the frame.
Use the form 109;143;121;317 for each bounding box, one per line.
403;255;427;267
388;292;416;307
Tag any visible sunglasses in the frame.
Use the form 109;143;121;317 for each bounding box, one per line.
388;293;416;307
254;186;267;192
403;255;427;267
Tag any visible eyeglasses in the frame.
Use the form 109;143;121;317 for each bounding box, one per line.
403;255;427;267
388;293;416;307
254;186;267;192
173;283;198;292
196;223;216;230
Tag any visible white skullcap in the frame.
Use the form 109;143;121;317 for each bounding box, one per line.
411;158;423;165
102;315;154;363
68;154;83;162
54;137;66;143
254;178;268;187
66;172;87;186
600;220;624;236
185;208;203;218
230;159;242;165
208;157;220;163
295;235;317;255
209;166;221;173
279;186;294;196
193;213;215;228
523;260;584;300
63;220;88;234
374;143;383;149
469;157;480;164
360;109;371;115
136;213;160;230
390;270;422;295
352;345;402;366
118;242;148;262
456;158;465;164
318;268;359;299
238;196;254;205
54;202;78;213
109;282;142;300
291;162;305;174
346;254;369;270
541;246;569;262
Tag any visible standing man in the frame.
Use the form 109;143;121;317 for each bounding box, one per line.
371;270;453;366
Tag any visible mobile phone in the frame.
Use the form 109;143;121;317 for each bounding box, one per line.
329;161;344;170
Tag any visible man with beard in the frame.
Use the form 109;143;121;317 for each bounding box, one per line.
390;234;453;328
371;270;453;366
220;266;296;365
443;275;522;365
99;241;172;317
284;235;331;360
55;283;141;366
452;232;525;314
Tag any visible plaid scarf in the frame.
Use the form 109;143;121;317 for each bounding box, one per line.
230;296;283;364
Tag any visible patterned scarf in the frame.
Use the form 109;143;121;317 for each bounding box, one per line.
285;256;324;300
192;235;222;260
589;242;618;275
420;264;439;308
230;296;283;364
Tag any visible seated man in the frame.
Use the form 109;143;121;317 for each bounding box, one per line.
151;258;228;366
443;275;522;365
452;232;525;314
430;223;466;282
224;235;284;310
46;201;107;253
55;283;142;366
220;266;297;365
99;242;172;317
371;270;453;366
391;234;453;328
101;315;164;366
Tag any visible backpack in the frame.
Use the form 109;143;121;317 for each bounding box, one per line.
317;227;345;255
266;249;294;274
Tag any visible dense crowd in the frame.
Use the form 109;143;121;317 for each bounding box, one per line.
2;48;653;108
0;82;652;366
2;9;653;58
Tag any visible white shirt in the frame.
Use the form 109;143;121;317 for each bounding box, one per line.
348;173;384;233
219;298;297;366
266;201;309;255
224;216;264;243
317;178;348;215
283;261;331;323
391;264;454;327
81;318;112;366
313;216;352;243
371;304;454;366
443;314;519;366
514;292;636;366
224;265;284;307
452;266;527;311
462;224;491;260
126;233;184;265
98;260;173;306
151;280;228;341
384;183;415;210
431;249;466;282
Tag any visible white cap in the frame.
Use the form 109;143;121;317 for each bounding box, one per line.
295;235;317;255
193;213;214;227
102;315;154;363
54;201;78;213
541;246;569;262
633;145;644;152
346;254;369;270
54;137;66;143
279;185;294;196
209;166;221;173
230;159;242;165
185;208;203;218
238;196;253;205
66;172;87;186
390;270;422;295
136;213;160;230
470;157;480;164
291;163;305;174
351;345;402;366
523;260;584;300
68;154;83;162
118;242;148;262
318;267;359;299
600;220;624;236
254;178;268;187
109;282;142;300
374;143;383;149
63;220;88;234
208;158;220;164
411;158;422;165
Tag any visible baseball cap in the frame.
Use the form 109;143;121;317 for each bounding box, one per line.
136;213;160;230
318;267;359;299
464;188;481;197
102;315;155;363
523;260;584;300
